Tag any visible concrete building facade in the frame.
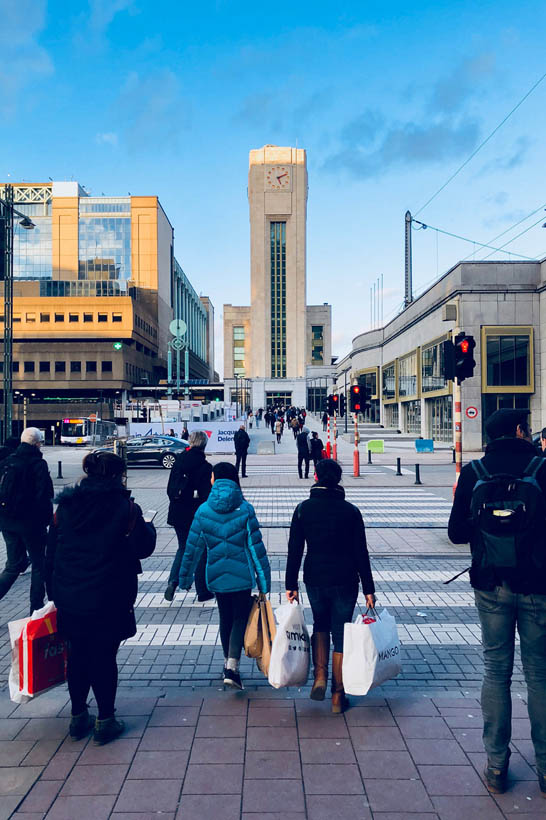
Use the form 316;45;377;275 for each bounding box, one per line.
224;146;334;409
336;259;546;450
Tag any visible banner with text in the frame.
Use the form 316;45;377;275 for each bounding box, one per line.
128;422;240;453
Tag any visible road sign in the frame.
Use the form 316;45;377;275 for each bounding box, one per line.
466;406;478;419
89;413;97;422
169;319;187;338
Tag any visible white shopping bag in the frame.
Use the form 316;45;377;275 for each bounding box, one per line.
268;602;310;689
342;608;402;696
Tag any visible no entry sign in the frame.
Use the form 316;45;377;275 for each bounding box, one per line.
466;406;478;419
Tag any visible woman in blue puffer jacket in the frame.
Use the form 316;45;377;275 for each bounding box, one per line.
180;462;270;689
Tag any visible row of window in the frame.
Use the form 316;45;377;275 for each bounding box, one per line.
135;315;157;339
7;360;112;374
12;312;124;324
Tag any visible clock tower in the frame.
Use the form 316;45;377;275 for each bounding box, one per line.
248;145;307;379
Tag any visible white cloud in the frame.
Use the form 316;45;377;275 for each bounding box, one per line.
95;132;119;146
0;0;53;116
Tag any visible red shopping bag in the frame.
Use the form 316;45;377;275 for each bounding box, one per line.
9;603;68;702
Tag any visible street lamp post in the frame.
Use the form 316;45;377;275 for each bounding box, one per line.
1;185;35;443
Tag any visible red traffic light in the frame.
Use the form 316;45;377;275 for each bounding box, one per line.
354;386;360;393
355;403;361;411
460;339;469;354
333;395;338;403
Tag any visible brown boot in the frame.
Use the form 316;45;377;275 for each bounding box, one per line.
310;632;329;701
331;651;349;714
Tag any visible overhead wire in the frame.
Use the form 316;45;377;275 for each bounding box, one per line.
478;214;546;261
411;218;535;260
463;202;546;261
414;69;546;217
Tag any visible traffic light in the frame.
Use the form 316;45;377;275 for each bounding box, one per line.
454;333;476;382
349;384;362;413
442;339;456;381
339;394;345;417
327;394;339;416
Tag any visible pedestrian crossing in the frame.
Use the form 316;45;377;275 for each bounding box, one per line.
244;466;379;475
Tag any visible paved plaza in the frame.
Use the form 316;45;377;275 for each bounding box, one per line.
0;429;542;818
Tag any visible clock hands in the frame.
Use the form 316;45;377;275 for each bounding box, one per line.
276;173;288;182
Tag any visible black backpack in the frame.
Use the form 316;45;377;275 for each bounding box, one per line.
469;456;546;569
0;454;30;518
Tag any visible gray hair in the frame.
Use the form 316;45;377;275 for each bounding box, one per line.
21;427;44;446
189;430;208;450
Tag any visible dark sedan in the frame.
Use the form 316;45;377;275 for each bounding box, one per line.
97;435;190;469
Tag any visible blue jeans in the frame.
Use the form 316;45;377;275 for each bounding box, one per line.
475;584;546;772
306;583;358;652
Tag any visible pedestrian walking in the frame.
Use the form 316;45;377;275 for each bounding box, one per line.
180;462;270;690
164;431;213;602
448;408;546;797
168;428;176;437
321;411;328;432
248;411;253;429
285;459;376;713
256;409;262;428
181;426;189;441
296;426;311;479
291;417;299;439
270;412;276;434
45;452;156;744
309;431;324;470
234;424;250;478
0;428;53;614
275;418;283;444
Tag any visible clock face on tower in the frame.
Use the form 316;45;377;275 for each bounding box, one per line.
265;165;291;190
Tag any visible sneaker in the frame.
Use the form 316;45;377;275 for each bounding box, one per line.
538;770;546;797
164;583;176;602
93;717;125;746
69;708;95;741
223;669;243;690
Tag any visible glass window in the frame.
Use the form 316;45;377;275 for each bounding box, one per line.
78;216;131;286
69;313;79;323
83;313;93;322
39;361;50;373
112;313;122;322
382;363;396;400
70;361;81;373
311;325;324;364
13;314;21;323
24;361;35;373
55;361;66;373
12;362;19;373
54;313;64;322
422;341;448;393
13;215;52;280
270;222;286;377
102;360;112;372
40;313;50;322
399;352;418;397
86;361;97;372
25;313;36;323
429;395;453;442
487;335;530;386
404;400;421;434
233;326;245;340
98;313;107;323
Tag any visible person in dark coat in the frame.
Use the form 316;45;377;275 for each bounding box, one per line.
448;408;546;796
309;431;324;470
0;428;53;614
296;426;311;478
164;430;213;602
321;411;328;432
181;426;189;441
285;459;376;713
45;452;156;745
233;425;250;478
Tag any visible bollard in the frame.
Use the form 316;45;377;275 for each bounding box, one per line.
414;463;422;485
57;461;63;479
396;457;402;476
368;449;372;465
452;448;456;464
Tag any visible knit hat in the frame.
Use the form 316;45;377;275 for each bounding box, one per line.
213;462;240;486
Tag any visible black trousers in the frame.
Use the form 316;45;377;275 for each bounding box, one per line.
216;589;252;660
235;451;248;477
0;525;46;614
298;454;310;478
66;634;121;720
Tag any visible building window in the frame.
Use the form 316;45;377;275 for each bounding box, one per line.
13;314;21;323
86;361;97;372
398;351;418;398
404;400;421;434
102;360;112;372
54;313;64;323
69;313;79;323
422;340;448;393
39;361;50;373
382;363;396;401
112;313;122;322
26;313;36;323
486;334;530;387
12;362;19;373
70;361;81;373
428;396;453;443
98;313;108;322
233;326;246;377
311;325;324;364
83;313;93;322
55;361;65;373
270;221;286;378
78;216;131;286
24;361;35;373
40;313;50;322
13;213;52;280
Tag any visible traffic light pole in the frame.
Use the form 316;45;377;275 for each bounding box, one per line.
453;375;462;491
333;411;338;461
353;412;360;476
326;413;331;459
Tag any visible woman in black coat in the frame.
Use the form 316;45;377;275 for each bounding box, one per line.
46;452;156;745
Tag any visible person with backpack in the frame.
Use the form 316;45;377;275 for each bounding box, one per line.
233;425;250;478
46;451;156;745
0;428;53;614
164;430;213;602
285;459;376;713
296;426;311;479
179;462;270;690
449;408;546;797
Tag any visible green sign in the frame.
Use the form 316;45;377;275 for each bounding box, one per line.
113;341;123;350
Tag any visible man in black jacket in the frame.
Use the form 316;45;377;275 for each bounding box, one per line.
285;459;376;713
233;425;250;478
449;408;546;797
0;428;53;614
296;426;311;478
164;430;213;601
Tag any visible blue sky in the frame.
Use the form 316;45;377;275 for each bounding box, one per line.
2;0;546;374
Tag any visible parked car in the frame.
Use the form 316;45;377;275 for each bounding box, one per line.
96;435;190;469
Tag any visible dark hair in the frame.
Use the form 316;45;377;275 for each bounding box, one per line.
541;427;546;441
312;431;318;438
82;451;125;479
315;459;342;487
213;461;240;486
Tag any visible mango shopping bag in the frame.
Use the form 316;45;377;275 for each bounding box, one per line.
342;608;401;695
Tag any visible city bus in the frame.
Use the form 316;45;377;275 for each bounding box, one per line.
60;417;118;445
